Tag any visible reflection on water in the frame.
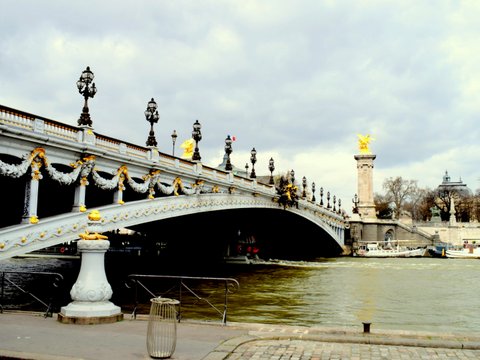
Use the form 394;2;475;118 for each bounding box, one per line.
1;256;480;333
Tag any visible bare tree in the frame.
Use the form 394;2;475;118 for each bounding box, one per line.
382;176;418;219
374;193;393;219
404;187;430;221
436;189;472;221
412;188;437;221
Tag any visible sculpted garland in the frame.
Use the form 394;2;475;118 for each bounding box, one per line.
0;147;209;202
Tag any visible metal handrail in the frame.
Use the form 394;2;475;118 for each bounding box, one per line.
125;274;239;325
0;271;64;318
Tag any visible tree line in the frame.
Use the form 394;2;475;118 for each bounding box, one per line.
374;176;480;222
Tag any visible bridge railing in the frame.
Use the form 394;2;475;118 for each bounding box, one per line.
125;274;240;325
0;104;276;191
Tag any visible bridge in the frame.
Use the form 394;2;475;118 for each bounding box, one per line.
0;103;347;261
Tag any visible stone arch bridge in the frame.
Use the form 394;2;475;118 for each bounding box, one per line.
0;104;347;260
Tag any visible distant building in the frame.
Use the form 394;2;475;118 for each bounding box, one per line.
434;171;473;222
436;170;472;197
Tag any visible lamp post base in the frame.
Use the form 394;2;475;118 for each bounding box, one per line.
58;301;123;325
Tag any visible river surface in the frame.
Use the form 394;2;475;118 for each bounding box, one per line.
1;256;479;334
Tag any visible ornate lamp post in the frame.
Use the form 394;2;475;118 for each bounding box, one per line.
250;148;257;178
76;66;97;127
268;158;275;185
320;187;324;206
192;120;202;161
290;170;295;185
338;198;342;214
327;191;331;209
333;195;337;212
145;98;160;147
171;130;177;156
302;176;307;198
311;182;316;202
224;135;233;171
245;163;249;178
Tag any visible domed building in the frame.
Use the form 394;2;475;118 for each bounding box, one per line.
435;171;473;222
436;171;472;197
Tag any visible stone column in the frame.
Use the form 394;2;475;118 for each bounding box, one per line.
354;154;377;219
58;211;123;324
72;176;88;212
449;197;457;227
113;172;125;205
21;159;42;224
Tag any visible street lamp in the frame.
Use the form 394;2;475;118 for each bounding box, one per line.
192;120;202;161
338;198;342;214
327;191;331;209
250;148;257;178
290;169;295;185
76;66;97;127
320;187;324;206
311;182;316;202
302;176;307;198
268;158;275;185
145;98;160;147
333;195;337;212
245;163;249;178
171;130;177;156
224;135;233;171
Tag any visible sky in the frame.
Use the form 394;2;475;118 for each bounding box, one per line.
2;0;480;215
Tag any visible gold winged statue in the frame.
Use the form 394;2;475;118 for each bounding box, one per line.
357;134;374;154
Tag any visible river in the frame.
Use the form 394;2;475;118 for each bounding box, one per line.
1;256;479;334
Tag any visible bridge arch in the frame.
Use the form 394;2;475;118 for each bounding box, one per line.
0;193;345;260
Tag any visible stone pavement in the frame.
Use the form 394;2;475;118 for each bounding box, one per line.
1;312;479;360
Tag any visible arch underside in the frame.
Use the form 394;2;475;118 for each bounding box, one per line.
0;194;344;260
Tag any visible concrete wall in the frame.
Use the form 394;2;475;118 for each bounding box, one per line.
416;222;480;246
350;219;434;247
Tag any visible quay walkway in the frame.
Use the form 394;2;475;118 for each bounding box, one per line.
0;312;479;359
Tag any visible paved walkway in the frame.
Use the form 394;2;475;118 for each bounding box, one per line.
0;312;479;359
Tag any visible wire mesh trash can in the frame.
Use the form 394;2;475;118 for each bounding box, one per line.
146;297;179;359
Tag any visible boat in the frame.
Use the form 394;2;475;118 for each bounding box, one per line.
354;242;426;258
17;242;80;259
223;254;266;265
223;232;265;265
427;242;454;257
446;243;480;259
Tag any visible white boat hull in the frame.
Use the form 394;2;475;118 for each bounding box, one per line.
223;255;266;265
446;249;480;259
355;243;426;258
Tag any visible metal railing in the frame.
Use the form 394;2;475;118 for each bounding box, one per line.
126;274;239;325
0;271;64;318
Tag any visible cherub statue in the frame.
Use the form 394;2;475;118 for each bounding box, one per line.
357;134;374;154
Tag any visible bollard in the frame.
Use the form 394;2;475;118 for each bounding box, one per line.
362;322;371;333
146;297;179;359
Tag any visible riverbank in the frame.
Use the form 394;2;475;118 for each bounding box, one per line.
0;312;479;360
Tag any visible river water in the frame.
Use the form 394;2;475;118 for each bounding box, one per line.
1;256;479;334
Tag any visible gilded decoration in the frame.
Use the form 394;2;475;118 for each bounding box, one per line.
357;134;374;154
0;148;210;201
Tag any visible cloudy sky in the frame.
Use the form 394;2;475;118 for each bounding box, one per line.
2;0;480;213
